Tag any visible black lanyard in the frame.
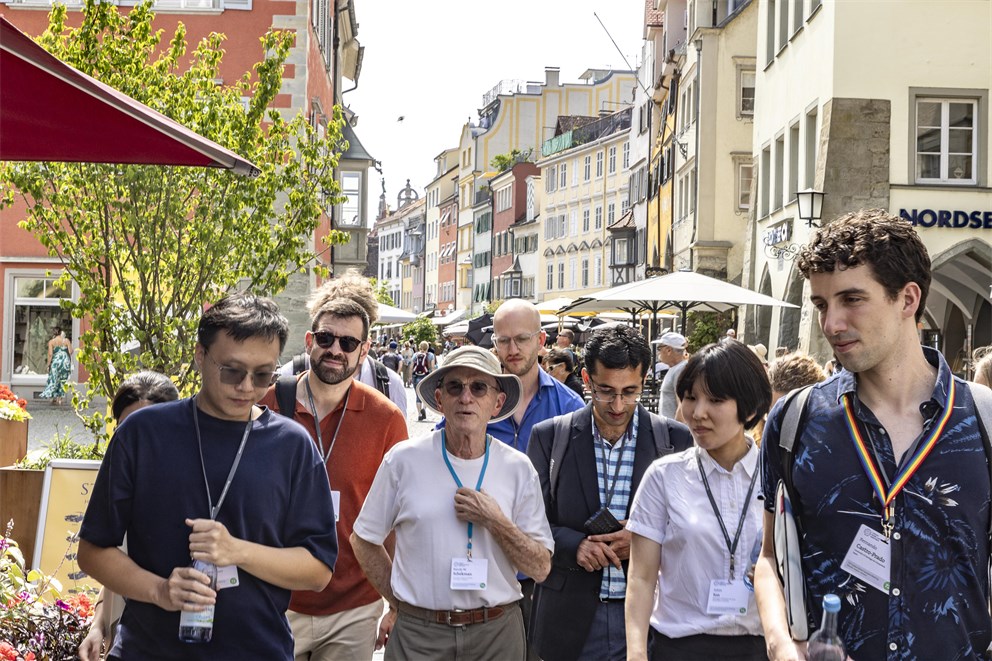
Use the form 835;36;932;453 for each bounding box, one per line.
304;376;351;463
696;449;759;580
192;397;252;521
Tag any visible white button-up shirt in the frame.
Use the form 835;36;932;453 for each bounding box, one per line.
626;442;764;638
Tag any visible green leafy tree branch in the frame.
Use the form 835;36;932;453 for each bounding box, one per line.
0;0;349;440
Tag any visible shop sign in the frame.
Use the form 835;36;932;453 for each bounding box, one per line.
899;208;992;229
762;219;792;245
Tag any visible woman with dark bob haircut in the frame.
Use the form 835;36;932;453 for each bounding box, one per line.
625;340;772;661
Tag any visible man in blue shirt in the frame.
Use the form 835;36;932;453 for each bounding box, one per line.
754;209;992;661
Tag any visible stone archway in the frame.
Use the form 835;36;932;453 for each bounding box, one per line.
928;238;992;369
778;268;805;353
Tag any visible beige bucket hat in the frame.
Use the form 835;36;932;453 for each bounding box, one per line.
416;346;522;423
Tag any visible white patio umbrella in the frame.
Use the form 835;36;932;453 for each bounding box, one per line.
559;270;798;335
535;297;574;315
377;302;417;324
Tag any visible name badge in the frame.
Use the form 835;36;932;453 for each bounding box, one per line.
841;524;890;594
331;490;341;523
706;579;750;615
216;565;240;590
450;558;488;591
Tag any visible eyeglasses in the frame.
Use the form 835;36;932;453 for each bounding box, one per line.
312;331;364;353
493;330;541;349
442;380;500;398
589;384;642;405
205;352;276;388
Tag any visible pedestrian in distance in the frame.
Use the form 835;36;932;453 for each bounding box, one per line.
625;340;771;661
78;292;338;659
381;341;402;374
259;298;409;660
78;371;180;661
351;346;553;660
411;340;435;421
754;209;992;660
38;325;72;405
544;347;585;398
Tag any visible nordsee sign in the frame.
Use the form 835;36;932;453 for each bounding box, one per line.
899;208;992;229
762;220;792;245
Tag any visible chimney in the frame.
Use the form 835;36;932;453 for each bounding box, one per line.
545;67;561;87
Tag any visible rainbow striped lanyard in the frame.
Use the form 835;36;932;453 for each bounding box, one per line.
842;377;956;538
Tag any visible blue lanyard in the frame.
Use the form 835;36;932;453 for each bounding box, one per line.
441;430;491;559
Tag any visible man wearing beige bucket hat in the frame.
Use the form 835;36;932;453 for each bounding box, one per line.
352;346;554;660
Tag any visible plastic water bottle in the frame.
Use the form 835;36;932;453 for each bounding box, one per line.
178;559;218;643
807;594;847;661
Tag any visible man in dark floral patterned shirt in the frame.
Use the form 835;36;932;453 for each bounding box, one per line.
755;209;992;661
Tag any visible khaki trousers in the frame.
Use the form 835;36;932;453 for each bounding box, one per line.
288;600;383;661
385;601;526;661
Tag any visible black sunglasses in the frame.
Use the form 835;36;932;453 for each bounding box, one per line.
205;352;276;388
442;380;499;398
312;331;363;353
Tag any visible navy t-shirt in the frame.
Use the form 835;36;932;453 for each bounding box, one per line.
80;398;338;660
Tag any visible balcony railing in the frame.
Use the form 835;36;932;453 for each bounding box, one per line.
541;108;632;157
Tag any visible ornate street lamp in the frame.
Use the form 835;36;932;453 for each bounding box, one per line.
796;188;825;227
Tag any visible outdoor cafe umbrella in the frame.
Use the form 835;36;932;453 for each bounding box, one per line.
0;16;259;175
559;270;798;335
377;302;416;325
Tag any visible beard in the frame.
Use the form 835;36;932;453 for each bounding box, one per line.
311;350;360;385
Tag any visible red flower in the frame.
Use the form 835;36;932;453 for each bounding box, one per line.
0;641;17;661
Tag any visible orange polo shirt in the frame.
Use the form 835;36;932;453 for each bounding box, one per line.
259;377;408;616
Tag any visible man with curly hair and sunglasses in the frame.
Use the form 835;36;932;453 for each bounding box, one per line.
79;292;339;660
260;297;408;661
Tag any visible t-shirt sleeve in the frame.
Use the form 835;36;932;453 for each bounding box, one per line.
626;460;670;545
761;397;787;513
284;443;339;571
80;426;136;548
512;465;555;553
352;451;400;545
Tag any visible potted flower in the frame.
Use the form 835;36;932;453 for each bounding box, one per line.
0;522;96;659
0;385;31;468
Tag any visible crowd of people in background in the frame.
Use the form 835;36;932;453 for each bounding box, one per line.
73;209;992;660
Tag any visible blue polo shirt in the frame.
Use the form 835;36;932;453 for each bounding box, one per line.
437;368;584;452
761;347;991;660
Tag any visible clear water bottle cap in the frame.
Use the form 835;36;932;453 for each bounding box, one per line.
823;594;841;613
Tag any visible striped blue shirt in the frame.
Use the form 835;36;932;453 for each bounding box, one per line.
591;412;638;599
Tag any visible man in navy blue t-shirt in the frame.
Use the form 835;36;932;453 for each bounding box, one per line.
754;210;992;661
79;293;338;659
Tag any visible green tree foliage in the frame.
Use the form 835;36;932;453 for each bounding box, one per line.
685;310;736;352
484;300;504;314
0;1;348;439
368;278;396;306
490;148;534;173
401;316;438;348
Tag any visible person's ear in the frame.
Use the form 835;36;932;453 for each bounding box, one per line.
581;368;590;384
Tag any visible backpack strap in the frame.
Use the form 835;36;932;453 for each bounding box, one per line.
548;411;576;510
965;381;992;535
650;410;693;454
372;358;391;399
275;375;298;418
778;384;815;535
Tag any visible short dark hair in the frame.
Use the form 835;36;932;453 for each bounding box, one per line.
584;326;652;377
197;292;290;352
310;298;370;339
111;371;179;422
546;347;575;372
797;209;931;322
676;340;771;431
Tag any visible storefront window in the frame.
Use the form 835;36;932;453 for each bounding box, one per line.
10;275;73;383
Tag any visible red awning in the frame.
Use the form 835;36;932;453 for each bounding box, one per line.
0;15;259;176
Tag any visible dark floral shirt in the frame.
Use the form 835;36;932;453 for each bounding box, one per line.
762;348;991;660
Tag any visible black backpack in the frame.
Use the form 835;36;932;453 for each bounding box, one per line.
274;360;391;417
412;352;430;376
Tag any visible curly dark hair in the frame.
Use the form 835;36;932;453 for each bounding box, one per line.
583;325;652;377
797;209;931;322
